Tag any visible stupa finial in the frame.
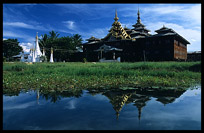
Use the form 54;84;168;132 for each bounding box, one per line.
137;7;141;24
114;9;119;21
36;32;38;40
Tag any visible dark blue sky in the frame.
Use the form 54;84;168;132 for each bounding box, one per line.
3;4;201;52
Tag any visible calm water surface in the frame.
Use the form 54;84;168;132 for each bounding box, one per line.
3;86;201;130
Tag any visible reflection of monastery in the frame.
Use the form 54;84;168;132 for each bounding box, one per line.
89;88;186;120
109;89;185;120
4;87;186;121
83;9;190;62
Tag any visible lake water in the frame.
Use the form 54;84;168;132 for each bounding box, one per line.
3;86;201;130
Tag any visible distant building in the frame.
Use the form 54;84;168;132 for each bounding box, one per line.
83;9;190;62
187;51;201;61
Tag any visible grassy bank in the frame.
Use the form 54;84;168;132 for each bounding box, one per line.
3;62;201;92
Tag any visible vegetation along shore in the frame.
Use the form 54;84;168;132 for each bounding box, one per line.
3;61;201;94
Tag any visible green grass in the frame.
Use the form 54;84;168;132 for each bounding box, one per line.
3;61;201;93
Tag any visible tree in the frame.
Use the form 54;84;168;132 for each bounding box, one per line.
39;33;48;48
38;30;83;62
72;34;83;48
49;30;59;40
3;39;23;61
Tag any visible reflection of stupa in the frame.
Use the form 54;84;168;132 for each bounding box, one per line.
36;89;40;104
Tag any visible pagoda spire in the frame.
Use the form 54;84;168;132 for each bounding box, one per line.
114;9;119;21
137;8;141;24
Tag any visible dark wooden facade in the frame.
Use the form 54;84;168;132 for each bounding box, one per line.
83;9;190;62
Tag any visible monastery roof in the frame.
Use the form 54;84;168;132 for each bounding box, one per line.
132;22;145;26
154;26;190;44
84;9;190;45
132;27;151;32
131;8;151;33
124;26;131;31
83;41;101;45
155;25;174;34
151;32;176;37
102;9;131;41
94;44;123;52
132;35;146;39
86;36;101;42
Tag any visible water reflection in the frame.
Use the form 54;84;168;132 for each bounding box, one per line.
4;87;186;121
88;88;186;120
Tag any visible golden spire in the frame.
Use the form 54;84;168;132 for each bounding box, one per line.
114;9;119;21
36;32;38;40
51;47;53;54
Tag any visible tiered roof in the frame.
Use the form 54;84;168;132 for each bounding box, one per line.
84;8;190;45
102;10;131;41
130;9;151;38
153;25;190;44
155;25;175;34
85;36;101;44
124;25;132;34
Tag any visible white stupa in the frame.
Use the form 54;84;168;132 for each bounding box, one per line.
25;32;43;62
32;48;36;62
27;48;33;62
50;47;54;63
33;32;42;62
20;32;49;63
43;48;45;56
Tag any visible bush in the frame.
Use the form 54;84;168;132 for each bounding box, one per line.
11;64;27;72
82;58;87;63
40;56;47;62
189;63;201;72
3;57;6;62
